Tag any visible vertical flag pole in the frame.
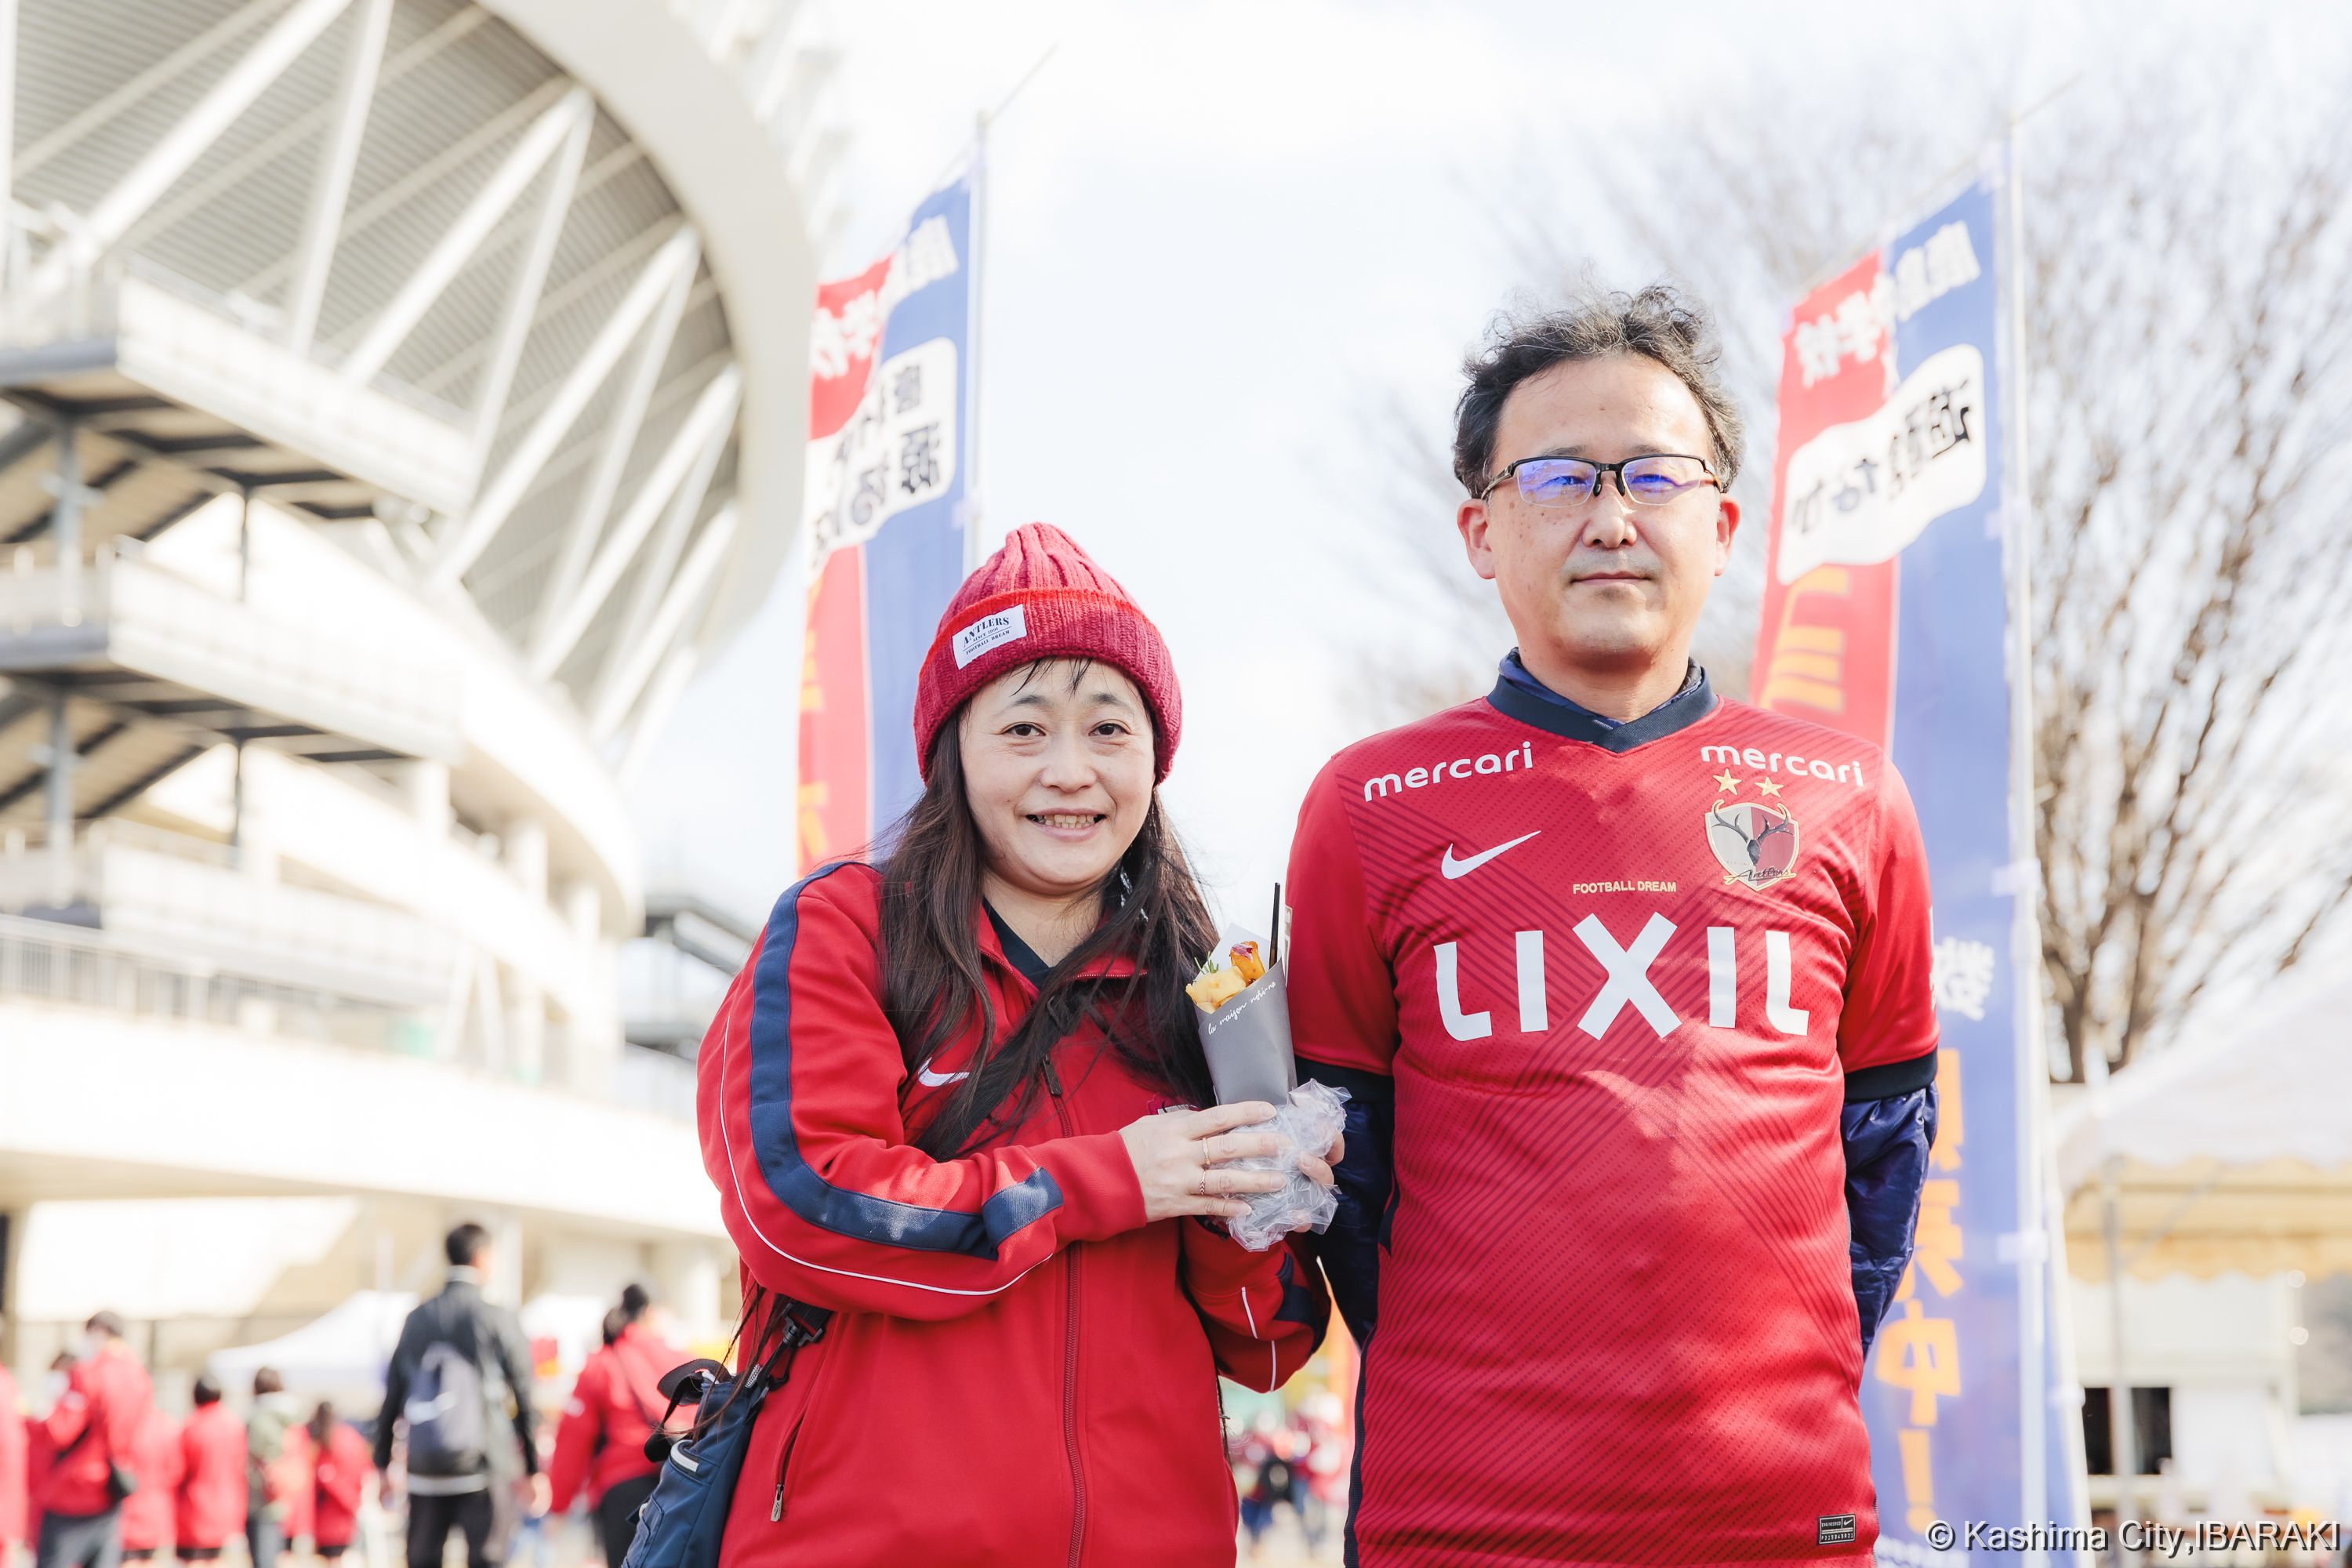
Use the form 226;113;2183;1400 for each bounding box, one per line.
964;108;989;572
2003;115;2057;1565
960;45;1053;573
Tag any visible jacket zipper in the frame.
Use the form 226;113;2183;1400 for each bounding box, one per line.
767;1334;829;1524
768;1415;800;1522
1045;1057;1087;1568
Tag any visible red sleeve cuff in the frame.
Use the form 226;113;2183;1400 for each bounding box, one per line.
1180;1214;1288;1293
1036;1131;1147;1242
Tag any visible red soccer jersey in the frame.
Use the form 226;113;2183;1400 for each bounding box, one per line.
1286;673;1937;1568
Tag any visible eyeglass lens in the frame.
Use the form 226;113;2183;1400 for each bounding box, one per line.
1515;456;1711;506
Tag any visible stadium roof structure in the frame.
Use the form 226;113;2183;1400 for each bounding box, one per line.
0;0;840;809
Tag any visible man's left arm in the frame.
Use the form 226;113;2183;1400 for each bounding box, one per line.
489;1311;540;1475
1838;759;1943;1352
1842;1080;1936;1350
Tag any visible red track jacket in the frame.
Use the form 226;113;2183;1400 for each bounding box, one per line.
699;864;1327;1567
118;1409;183;1551
547;1324;669;1512
271;1426;314;1544
309;1422;369;1551
24;1423;49;1545
39;1351;152;1519
0;1363;24;1547
175;1404;248;1550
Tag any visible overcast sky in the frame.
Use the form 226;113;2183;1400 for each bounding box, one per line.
621;0;2327;985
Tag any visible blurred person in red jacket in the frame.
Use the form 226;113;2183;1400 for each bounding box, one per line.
546;1286;669;1565
174;1378;245;1561
115;1406;181;1561
698;525;1338;1566
0;1319;25;1563
306;1403;370;1560
26;1353;73;1552
37;1312;154;1568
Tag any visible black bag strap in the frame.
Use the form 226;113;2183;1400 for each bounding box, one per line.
608;1339;665;1430
640;1295;832;1465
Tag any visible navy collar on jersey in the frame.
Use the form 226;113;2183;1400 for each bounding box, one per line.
1486;652;1717;753
982;901;1054;987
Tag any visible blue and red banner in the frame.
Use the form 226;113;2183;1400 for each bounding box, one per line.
798;174;976;871
1755;169;2085;1563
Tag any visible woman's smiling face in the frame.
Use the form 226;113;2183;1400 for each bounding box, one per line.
960;659;1156;903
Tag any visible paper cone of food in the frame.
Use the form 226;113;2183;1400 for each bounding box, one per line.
1186;921;1296;1107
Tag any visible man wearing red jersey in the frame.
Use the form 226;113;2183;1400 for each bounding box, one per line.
1287;287;1939;1567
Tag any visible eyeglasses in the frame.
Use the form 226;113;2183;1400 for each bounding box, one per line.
1479;453;1722;507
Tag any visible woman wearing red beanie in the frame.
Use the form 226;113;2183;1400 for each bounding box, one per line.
698;523;1336;1566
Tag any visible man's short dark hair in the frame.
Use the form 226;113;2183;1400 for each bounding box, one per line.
192;1375;223;1406
85;1311;125;1338
253;1367;283;1396
445;1222;490;1266
1453;283;1746;498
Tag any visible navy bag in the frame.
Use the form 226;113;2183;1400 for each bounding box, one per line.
619;1296;832;1568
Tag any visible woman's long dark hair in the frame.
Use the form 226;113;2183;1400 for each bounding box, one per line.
877;684;1218;1160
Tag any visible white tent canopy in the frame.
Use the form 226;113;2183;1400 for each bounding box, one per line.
209;1290;416;1396
2053;973;2352;1280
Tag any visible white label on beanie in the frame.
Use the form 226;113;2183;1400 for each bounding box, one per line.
953;604;1028;668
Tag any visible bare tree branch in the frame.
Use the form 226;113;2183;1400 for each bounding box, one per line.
1348;35;2352;1080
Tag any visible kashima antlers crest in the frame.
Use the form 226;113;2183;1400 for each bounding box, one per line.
1706;799;1801;889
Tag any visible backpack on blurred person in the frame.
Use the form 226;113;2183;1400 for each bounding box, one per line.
376;1225;542;1568
401;1341;492;1477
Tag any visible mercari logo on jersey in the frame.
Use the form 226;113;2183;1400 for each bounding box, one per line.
1364;742;1537;801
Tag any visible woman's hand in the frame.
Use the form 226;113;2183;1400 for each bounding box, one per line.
1122;1102;1287;1222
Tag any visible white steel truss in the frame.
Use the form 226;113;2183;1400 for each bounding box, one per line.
432;222;704;591
536;230;700;636
29;0;358;297
590;499;737;742
341;85;592;387
0;0;842;826
283;0;391;351
528;362;739;680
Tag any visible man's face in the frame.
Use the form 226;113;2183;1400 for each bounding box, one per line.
1457;353;1739;683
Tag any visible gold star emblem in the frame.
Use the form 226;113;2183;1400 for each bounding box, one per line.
1712;769;1740;793
1755;776;1784;798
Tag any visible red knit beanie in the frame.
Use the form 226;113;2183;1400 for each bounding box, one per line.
913;524;1181;782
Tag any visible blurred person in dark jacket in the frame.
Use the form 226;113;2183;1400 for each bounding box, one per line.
376;1224;541;1568
36;1312;153;1568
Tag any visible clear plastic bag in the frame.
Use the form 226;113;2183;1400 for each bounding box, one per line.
1217;1080;1351;1252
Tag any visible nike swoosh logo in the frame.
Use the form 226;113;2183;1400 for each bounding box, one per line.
1441;829;1541;880
916;1061;969;1087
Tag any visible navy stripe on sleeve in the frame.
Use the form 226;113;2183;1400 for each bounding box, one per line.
744;865;1064;1259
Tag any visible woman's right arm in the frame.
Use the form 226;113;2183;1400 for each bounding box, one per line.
702;867;1279;1321
543;1357;601;1515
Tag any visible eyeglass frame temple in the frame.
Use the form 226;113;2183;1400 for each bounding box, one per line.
1476;453;1722;504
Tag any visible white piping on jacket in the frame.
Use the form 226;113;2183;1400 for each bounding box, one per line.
718;974;1047;1301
